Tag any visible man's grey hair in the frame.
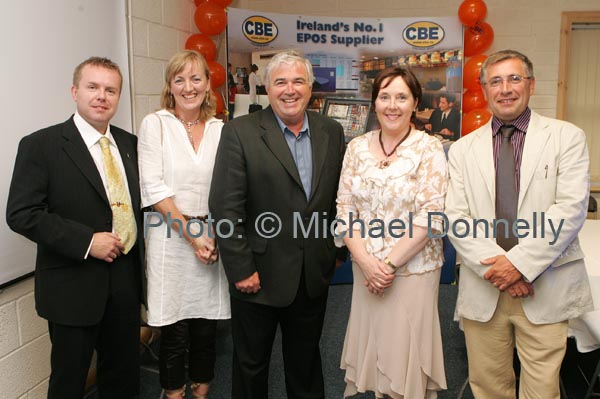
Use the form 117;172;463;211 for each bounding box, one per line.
264;50;314;88
480;49;534;84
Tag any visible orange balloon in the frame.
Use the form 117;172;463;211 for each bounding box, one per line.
463;54;487;91
209;0;233;6
185;34;216;61
207;61;226;88
458;0;487;27
212;90;225;114
194;2;227;36
462;89;487;114
462;107;491;135
464;22;494;57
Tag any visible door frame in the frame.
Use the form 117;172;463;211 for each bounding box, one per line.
557;11;600;120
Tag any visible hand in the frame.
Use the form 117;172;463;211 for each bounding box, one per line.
507;279;535;298
425;123;432;131
207;250;219;264
235;272;261;294
356;254;395;296
482;255;522;291
90;232;125;262
439;128;452;137
192;235;217;264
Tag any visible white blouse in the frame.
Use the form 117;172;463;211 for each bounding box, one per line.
335;130;449;275
138;109;230;326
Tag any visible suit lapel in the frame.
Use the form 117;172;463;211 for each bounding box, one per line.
61;118;110;206
472;122;496;202
518;112;550;209
307;112;328;201
259;108;304;189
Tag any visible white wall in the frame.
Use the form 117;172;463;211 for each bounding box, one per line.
0;279;50;398
130;0;228;132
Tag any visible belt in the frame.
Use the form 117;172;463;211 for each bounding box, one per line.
182;214;209;222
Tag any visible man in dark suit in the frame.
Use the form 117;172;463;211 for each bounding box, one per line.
425;93;461;140
209;50;345;399
6;57;144;399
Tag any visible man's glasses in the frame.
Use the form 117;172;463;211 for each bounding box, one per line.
483;74;532;88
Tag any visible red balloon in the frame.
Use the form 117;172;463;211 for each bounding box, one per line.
194;0;208;5
194;2;227;36
185;34;216;61
458;0;487;27
207;61;226;88
464;22;494;57
462;89;487;114
462;107;491;135
463;54;487;91
210;0;233;6
212;90;225;114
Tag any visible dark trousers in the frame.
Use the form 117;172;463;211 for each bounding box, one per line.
159;318;217;390
230;271;329;399
47;255;141;399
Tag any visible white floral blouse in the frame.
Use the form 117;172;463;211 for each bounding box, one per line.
335;129;449;275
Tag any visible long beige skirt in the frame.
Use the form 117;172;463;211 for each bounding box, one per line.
341;263;447;399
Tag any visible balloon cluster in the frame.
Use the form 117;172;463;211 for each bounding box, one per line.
458;0;493;135
184;0;232;114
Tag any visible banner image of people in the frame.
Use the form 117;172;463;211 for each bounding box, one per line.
227;8;463;143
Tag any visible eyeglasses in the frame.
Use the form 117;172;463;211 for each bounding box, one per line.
483;74;532;88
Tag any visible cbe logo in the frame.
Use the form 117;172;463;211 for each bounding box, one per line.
402;21;445;48
243;16;278;45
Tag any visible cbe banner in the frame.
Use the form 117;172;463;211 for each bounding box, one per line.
227;9;463;55
227;8;464;140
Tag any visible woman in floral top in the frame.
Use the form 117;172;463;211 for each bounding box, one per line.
336;67;448;399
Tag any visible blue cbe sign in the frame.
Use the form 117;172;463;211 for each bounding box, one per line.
243;16;278;45
402;21;445;48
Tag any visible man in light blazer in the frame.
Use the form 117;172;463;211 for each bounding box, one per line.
445;50;593;398
209;51;345;398
6;57;144;399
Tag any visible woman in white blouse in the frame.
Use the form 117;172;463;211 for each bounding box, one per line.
138;50;230;399
336;67;448;398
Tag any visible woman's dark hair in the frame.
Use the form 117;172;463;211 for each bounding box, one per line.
371;67;422;114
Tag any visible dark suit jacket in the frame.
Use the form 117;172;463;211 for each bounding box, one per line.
209;107;345;307
428;107;461;140
6;116;145;326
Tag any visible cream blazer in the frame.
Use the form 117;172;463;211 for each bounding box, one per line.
446;110;593;324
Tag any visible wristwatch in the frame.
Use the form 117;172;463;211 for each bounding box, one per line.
383;256;399;271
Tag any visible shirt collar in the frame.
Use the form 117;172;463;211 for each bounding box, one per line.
492;107;531;137
274;113;311;138
74;111;116;149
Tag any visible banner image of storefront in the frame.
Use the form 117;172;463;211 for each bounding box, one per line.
227;8;464;144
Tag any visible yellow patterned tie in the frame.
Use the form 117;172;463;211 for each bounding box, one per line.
98;137;137;254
